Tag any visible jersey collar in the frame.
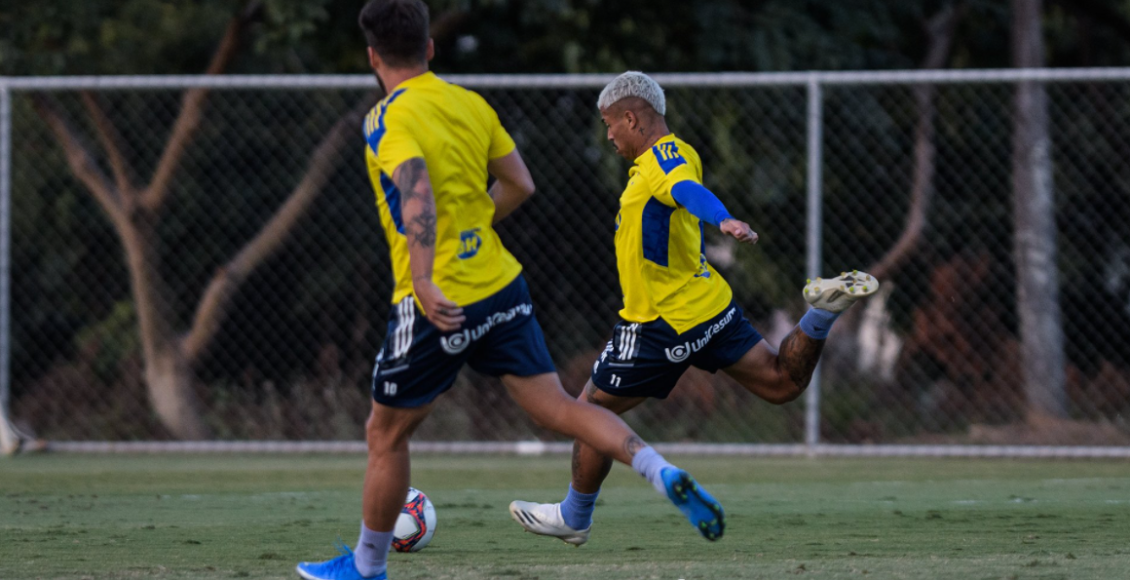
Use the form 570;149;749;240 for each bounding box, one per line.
392;70;438;92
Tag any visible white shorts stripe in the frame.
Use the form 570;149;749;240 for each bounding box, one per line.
392;300;404;359
620;323;638;361
393;298;412;359
400;299;416;358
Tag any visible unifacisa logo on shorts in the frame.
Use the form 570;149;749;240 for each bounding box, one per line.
440;303;534;354
664;307;738;363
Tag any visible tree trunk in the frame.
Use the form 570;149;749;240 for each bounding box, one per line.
868;3;961;281
1011;0;1069;419
144;344;208;440
120;213;211;439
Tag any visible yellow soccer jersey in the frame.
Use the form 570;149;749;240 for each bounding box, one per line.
615;134;733;334
363;72;523;308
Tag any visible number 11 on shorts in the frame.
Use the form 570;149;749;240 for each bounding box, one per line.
610;374;621;387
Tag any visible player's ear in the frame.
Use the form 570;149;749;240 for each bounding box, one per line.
367;47;381;71
426;38;435;62
624;109;638;130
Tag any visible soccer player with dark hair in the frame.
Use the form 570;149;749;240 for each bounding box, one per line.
296;6;725;580
509;71;878;546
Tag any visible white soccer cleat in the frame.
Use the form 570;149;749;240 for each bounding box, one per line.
803;270;879;313
508;501;591;546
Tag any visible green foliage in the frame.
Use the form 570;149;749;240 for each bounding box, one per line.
3;1;240;75
12;0;1130;440
255;0;330;53
74;301;140;381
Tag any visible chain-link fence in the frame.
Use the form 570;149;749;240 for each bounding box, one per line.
2;71;1129;452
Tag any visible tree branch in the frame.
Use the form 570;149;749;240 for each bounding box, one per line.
32;96;126;228
81;92;137;199
141;1;264;212
181;102;368;364
868;3;963;281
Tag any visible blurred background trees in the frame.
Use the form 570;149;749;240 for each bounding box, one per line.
5;0;1130;440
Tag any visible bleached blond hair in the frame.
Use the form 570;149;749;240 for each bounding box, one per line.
597;71;666;116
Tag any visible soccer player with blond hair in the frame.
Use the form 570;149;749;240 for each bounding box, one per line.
510;71;877;546
295;6;727;580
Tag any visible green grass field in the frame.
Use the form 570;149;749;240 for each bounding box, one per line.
2;453;1129;580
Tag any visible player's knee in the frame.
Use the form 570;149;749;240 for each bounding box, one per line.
365;415;411;454
529;404;568;433
366;429;409;456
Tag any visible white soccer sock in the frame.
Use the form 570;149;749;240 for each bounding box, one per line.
354;521;392;578
631;446;675;496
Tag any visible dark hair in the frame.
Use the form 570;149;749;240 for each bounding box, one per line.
359;0;430;68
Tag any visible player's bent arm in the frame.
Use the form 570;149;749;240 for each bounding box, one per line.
671;180;758;244
487;149;536;225
393;157;465;331
671;180;733;226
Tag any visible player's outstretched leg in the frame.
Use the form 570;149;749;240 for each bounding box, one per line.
510;384;640;546
512;449;726;543
723;270;878;405
503;373;724;542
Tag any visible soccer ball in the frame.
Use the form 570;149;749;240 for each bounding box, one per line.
392;487;437;552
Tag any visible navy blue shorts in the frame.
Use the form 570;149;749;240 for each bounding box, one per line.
371;274;556;408
591;301;763;399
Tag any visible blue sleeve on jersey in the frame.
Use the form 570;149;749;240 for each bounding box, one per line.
671;180;734;227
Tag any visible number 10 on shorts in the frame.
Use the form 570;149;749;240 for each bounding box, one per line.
384;382;398;396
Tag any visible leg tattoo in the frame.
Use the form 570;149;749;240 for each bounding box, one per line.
778;327;826;390
572;440;613;494
623;435;646;458
583;382;601;404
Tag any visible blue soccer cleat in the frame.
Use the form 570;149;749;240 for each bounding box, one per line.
296;542;387;580
661;468;725;541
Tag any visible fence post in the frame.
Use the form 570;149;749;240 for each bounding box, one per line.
804;74;823;455
0;81;14;454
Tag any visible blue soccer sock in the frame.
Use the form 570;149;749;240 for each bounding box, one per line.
354;521;393;578
631;446;676;496
559;484;599;531
798;307;841;340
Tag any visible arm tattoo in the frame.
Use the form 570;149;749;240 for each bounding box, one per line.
397;158;437;249
623;435;646;458
407;212;437;248
397;158;428;204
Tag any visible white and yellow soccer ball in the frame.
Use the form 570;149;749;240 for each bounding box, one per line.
392;487;437;552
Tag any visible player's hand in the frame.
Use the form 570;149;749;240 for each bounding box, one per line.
720;218;759;245
414;279;465;331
